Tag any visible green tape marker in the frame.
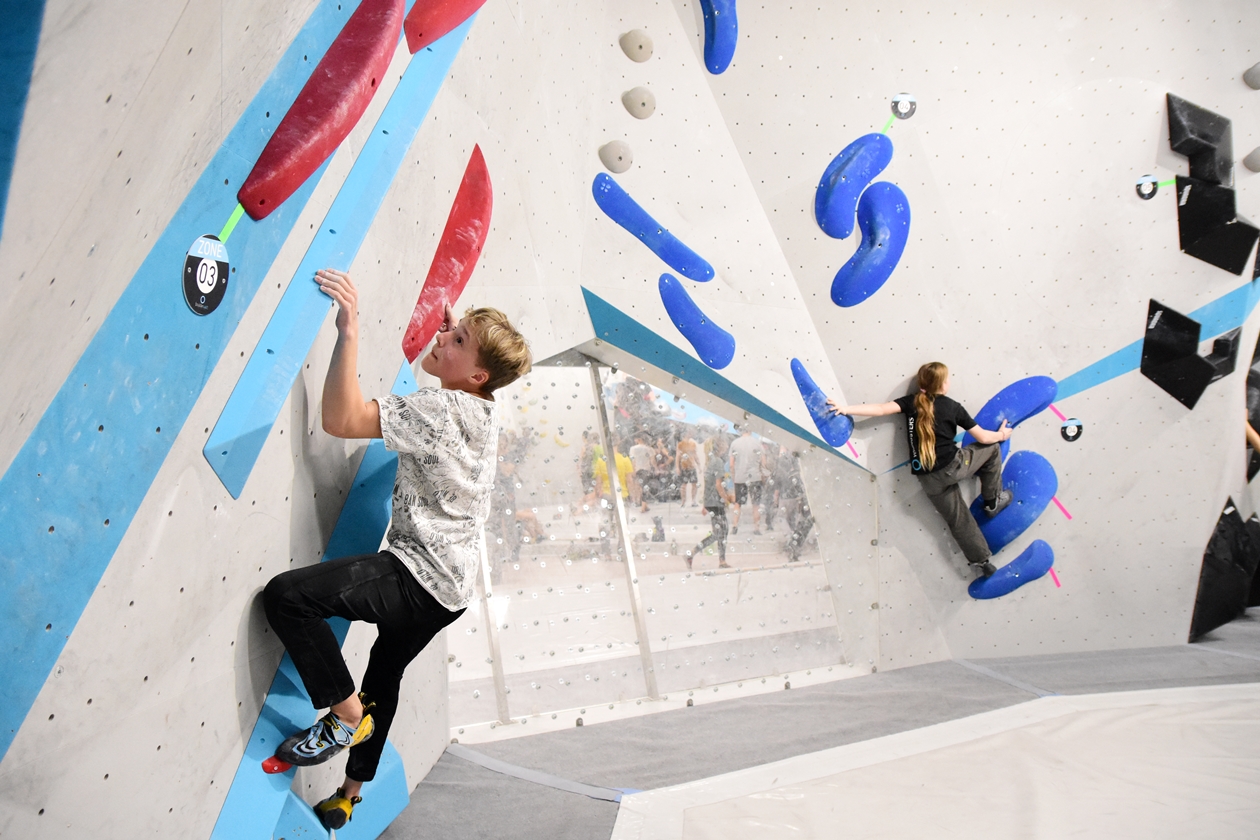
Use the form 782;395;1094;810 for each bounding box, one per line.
1157;178;1176;189
218;203;245;243
881;114;896;135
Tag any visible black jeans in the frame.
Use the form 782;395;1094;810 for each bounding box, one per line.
263;551;464;781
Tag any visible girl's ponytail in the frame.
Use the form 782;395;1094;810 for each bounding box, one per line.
913;363;949;471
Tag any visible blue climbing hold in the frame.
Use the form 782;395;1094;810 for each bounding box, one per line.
968;539;1055;600
814;133;894;239
961;376;1058;461
830;181;910;307
969;450;1057;554
592;174;715;282
699;0;738;74
659;273;735;369
790;358;853;447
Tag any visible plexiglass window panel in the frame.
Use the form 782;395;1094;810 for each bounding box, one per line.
601;371;860;692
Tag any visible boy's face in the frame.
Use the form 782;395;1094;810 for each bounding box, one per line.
421;305;489;394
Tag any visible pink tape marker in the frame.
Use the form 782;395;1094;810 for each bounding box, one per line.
1052;496;1073;520
1049;403;1068;422
1049;568;1061;588
846;441;860;458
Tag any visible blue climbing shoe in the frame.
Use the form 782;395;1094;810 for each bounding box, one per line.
276;709;374;767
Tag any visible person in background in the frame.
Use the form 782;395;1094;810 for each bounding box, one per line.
687;434;733;570
728;426;763;536
629;434;654;513
675;429;699;507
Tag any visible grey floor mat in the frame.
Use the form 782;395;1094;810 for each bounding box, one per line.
389;612;1260;840
379;751;619;840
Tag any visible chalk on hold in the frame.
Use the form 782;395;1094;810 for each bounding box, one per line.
830;181;911;307
968;540;1054;600
591;174;714;281
659;274;735;369
619;29;654;62
961;376;1057;462
969;451;1057;554
599;141;634;174
622;87;656;119
1167;93;1233;187
1244;62;1260;90
789;359;853;448
814;134;894;239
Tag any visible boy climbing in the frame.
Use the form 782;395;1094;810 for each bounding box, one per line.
262;268;530;829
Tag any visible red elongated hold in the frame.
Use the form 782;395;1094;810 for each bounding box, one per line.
402;145;492;363
238;0;405;221
261;756;292;774
404;0;488;54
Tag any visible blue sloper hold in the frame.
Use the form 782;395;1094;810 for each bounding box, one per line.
969;450;1057;554
699;0;738;74
831;181;910;307
592;174;715;282
968;539;1055;600
659;273;735;369
814;133;894;239
790;358;853;447
961;376;1058;461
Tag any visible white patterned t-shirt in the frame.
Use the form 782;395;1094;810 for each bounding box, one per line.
376;388;498;610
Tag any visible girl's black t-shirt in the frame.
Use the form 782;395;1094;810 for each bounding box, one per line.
892;394;977;475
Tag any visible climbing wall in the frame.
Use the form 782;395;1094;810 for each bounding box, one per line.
2;0;1259;837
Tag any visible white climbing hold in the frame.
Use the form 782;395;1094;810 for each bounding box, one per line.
619;29;653;62
599;140;634;174
622;86;656;120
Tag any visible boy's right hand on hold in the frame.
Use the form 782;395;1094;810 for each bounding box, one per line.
315;269;359;336
438;301;457;333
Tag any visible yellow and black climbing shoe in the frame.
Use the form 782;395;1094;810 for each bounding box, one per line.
315;787;362;830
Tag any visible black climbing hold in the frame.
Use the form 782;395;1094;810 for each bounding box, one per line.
1174;176;1259;275
1167;93;1233;187
1140;299;1240;409
1189;499;1260;641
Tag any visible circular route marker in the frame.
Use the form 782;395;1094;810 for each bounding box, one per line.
183;234;229;316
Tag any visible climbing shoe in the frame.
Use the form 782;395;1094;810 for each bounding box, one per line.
984;489;1013;517
276;707;374;767
316;787;362;830
972;561;998;578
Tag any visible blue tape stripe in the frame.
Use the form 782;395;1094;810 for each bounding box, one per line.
203;16;474;499
1056;280;1260;401
210;362;415;840
0;0;45;240
0;0;359;761
582;288;856;465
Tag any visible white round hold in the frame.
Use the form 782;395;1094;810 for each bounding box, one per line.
1244;62;1260;90
619;29;654;63
599;141;634;173
1244;147;1260;174
622;86;656;120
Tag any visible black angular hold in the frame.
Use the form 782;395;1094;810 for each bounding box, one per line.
1190;499;1260;641
1140;300;1239;409
1174;176;1259;275
1167;93;1233;187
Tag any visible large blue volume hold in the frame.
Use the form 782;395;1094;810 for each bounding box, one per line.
969;450;1057;554
961;376;1058;461
699;0;738;74
659;273;735;369
968;539;1055;600
592;174;715;282
203;17;474;499
814;133;894;239
790;358;853;447
831;181;910;307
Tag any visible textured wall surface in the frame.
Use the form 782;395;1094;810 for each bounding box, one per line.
1;0;1257;836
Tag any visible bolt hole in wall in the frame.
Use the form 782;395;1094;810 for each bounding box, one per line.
446;364;861;737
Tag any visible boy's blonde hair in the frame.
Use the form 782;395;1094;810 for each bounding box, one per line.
465;307;531;393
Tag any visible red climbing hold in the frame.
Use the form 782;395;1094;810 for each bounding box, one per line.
237;0;405;221
261;756;292;775
404;0;488;54
401;145;492;363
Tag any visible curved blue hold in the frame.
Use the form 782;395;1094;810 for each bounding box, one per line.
969;450;1057;554
699;0;738;74
592;174;715;282
961;376;1058;461
790;359;853;447
814;133;894;239
831;181;910;307
659;274;735;369
968;539;1055;600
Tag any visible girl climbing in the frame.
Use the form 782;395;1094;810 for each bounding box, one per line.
828;362;1012;577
